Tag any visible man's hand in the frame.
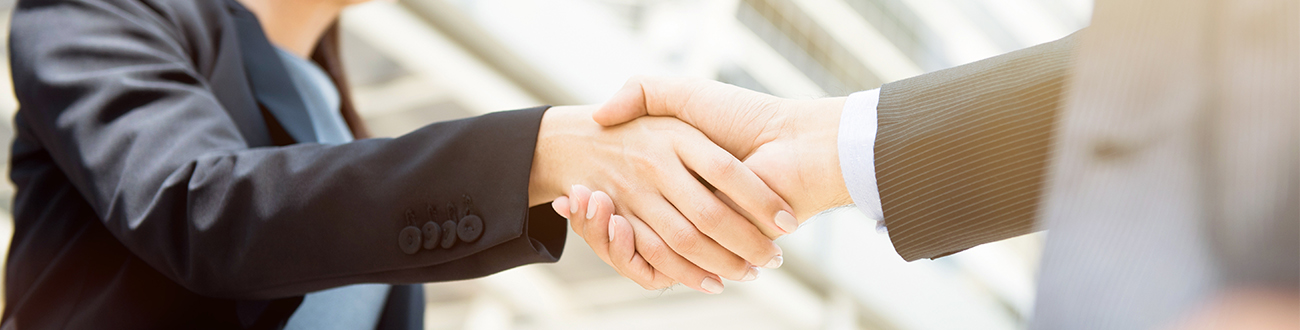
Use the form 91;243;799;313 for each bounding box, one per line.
594;76;854;222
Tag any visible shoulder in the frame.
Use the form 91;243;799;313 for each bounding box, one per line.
12;0;229;25
9;0;234;76
10;0;231;51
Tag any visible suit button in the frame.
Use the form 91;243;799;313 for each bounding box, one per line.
422;221;441;250
458;215;483;242
398;226;421;255
440;221;458;249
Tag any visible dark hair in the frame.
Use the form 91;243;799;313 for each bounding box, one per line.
309;21;371;139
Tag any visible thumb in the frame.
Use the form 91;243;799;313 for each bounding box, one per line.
594;76;651;126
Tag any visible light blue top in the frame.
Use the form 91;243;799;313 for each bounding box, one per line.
274;46;354;144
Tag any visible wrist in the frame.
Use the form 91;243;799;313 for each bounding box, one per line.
529;105;592;206
779;97;853;219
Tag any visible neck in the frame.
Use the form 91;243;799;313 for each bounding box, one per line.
237;0;346;58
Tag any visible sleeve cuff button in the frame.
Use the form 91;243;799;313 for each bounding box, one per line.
398;226;422;255
440;220;458;249
458;215;483;242
422;221;441;250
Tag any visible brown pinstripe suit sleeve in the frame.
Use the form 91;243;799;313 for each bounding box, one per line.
874;32;1079;261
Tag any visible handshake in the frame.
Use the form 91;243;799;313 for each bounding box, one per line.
528;76;853;294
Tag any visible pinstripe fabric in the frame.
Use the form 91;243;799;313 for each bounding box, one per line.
873;33;1078;261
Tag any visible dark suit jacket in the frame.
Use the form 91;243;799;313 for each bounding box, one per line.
2;0;567;328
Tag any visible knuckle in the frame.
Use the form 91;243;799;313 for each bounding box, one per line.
727;265;750;280
749;193;783;218
640;242;672;266
666;226;703;256
739;245;773;267
629;154;663;175
761;192;783;210
705;154;741;177
693;203;728;234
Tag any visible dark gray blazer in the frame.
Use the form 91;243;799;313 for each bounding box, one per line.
2;0;567;328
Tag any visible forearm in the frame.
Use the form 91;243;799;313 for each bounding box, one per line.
38;107;558;298
874;32;1078;260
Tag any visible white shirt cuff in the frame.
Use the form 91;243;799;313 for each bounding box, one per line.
837;89;885;232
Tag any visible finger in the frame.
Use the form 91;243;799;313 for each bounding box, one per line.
607;214;634;262
565;185;606;265
623;213;721;294
594;76;713;126
567;185;621;268
607;214;674;290
569;185;592;217
565;185;592;234
551;196;570;219
580;190;617;266
566;185;593;239
585;190;614;222
716;190;782;240
633;195;754;281
677;136;797;239
589;192;680;291
661;145;782;272
594;76;651;127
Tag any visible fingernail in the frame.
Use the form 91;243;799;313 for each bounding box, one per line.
608;217;618;242
775;210;798;234
700;277;724;294
552;197;569;219
586;195;599;220
740;267;759;282
762;255;783;269
569;185;581;214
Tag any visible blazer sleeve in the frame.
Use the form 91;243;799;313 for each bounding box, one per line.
873;32;1080;261
8;0;566;299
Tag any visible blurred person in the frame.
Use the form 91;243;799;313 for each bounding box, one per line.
571;0;1299;328
0;0;797;328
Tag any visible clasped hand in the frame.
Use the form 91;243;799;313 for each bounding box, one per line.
539;77;851;294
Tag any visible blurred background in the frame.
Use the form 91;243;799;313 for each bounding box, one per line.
0;0;1090;328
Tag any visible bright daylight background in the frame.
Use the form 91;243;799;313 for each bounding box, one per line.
0;0;1091;329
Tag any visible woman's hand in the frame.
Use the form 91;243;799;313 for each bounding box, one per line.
551;186;686;291
528;105;792;294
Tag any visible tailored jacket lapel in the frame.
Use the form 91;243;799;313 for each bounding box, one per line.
229;2;318;144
